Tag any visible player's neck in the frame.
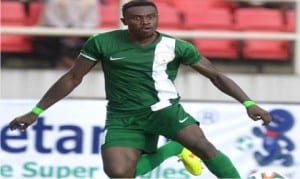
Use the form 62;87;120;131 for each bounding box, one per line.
129;32;158;46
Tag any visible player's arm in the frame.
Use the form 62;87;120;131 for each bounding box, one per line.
190;56;272;125
9;55;97;131
191;57;249;103
35;55;97;110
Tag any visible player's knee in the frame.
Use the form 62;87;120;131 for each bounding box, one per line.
187;136;210;149
103;164;135;178
187;138;218;158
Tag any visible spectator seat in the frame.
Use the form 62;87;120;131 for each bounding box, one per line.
183;8;233;30
99;3;119;28
172;0;234;12
242;40;289;61
194;39;238;59
27;2;44;25
234;8;285;31
234;8;289;61
156;4;181;29
286;10;295;32
1;1;32;53
184;8;238;59
1;1;27;24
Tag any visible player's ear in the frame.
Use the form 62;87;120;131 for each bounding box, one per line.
121;18;127;25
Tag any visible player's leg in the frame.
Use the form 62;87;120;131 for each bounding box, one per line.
143;104;203;176
101;110;161;177
174;124;241;178
101;128;159;177
102;108;200;177
135;140;184;176
150;103;240;178
101;115;169;177
135;140;202;176
102;143;199;178
102;133;186;177
102;146;141;177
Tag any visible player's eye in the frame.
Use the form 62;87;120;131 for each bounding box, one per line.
133;16;141;21
146;14;155;20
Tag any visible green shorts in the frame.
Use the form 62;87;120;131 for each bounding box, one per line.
101;102;197;153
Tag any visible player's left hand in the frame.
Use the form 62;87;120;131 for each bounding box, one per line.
246;105;272;126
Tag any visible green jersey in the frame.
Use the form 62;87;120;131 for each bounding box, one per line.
80;30;201;112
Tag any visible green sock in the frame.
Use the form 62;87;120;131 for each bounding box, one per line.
202;151;241;179
135;141;183;176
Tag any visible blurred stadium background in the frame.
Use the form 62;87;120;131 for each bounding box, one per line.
1;0;299;102
1;1;300;179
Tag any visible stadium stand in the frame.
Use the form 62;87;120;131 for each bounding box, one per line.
170;0;234;11
234;8;286;31
99;2;119;28
234;8;290;61
155;3;181;30
183;8;233;30
1;1;33;53
27;1;44;26
0;0;297;70
1;1;28;24
184;8;238;59
193;39;238;59
286;10;296;32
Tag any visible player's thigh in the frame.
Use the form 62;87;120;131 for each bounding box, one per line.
101;127;159;154
101;146;141;177
100;127;158;176
175;123;208;147
150;103;219;158
153;103;211;147
174;124;218;159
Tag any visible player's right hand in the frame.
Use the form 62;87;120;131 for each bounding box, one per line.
246;105;272;126
9;112;38;132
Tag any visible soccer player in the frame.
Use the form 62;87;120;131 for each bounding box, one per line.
9;1;272;178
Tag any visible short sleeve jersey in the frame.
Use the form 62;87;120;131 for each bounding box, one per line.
80;30;202;112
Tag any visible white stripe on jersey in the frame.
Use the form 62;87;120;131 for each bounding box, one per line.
151;37;178;111
100;129;108;146
80;52;98;61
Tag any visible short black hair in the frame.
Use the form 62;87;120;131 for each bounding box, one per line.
122;0;157;17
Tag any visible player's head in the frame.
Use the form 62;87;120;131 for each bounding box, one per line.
121;0;157;17
121;0;158;39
